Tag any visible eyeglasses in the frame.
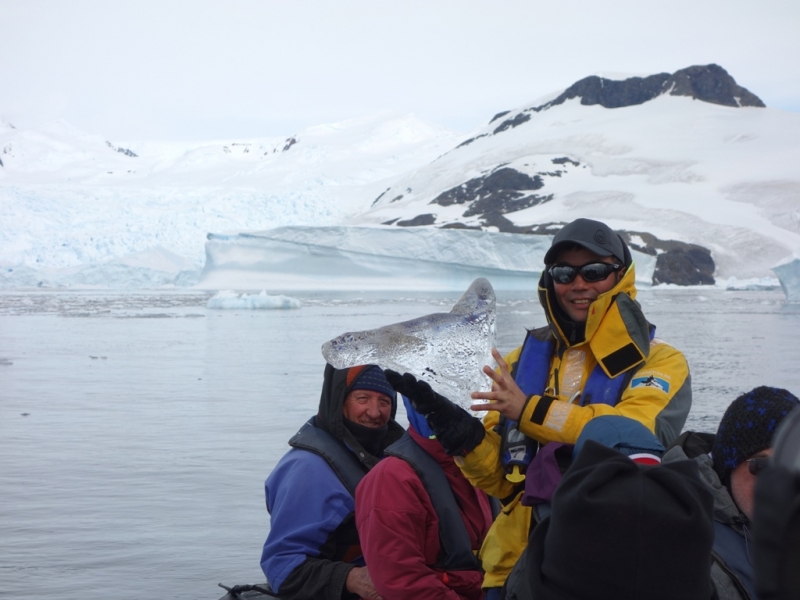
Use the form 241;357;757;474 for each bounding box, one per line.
746;457;770;476
548;262;622;284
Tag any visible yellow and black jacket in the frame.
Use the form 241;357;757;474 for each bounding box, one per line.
457;264;692;589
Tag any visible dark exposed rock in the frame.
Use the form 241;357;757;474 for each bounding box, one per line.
492;64;764;134
431;167;554;220
381;217;400;225
430;166;571;221
0;156;3;167
283;137;297;152
433;168;544;207
457;133;488;148
606;229;716;285
490;110;511;123
372;188;391;206
668;64;765;107
439;222;482;230
396;214;437;227
553;73;671;109
552;157;580;167
493;112;531;135
464;193;552;218
653;247;716;285
615;231;716;285
106;141;138;157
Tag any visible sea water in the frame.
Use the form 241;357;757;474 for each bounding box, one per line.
1;287;799;600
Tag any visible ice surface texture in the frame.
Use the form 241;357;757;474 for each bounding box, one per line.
322;278;496;408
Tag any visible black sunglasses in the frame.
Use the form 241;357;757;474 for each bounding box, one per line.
548;262;622;284
746;456;770;476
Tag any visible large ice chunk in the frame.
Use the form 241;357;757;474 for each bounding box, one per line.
322;278;496;408
773;253;800;303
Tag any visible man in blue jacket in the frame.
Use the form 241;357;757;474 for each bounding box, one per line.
261;363;405;600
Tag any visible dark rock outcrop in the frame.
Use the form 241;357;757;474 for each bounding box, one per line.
667;64;764;107
491;64;764;134
617;229;716;285
430;167;556;219
653;247;716;286
106;141;138;158
396;214;437;227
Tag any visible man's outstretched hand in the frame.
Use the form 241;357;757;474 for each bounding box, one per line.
384;369;485;456
470;348;529;421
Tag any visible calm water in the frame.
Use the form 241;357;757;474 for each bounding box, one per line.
1;287;798;600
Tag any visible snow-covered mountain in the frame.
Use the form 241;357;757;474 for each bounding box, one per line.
2;64;799;292
354;65;800;285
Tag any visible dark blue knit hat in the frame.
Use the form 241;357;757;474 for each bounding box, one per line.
712;386;800;483
346;365;396;401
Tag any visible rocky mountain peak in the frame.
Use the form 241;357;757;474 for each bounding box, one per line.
489;64;764;133
548;63;764;110
666;64;765;107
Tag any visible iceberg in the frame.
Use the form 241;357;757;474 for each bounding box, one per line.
322;278;496;408
206;290;301;310
772;252;800;303
198;225;656;292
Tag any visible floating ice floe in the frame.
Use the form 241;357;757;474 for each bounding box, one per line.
322;277;496;408
206;290;302;310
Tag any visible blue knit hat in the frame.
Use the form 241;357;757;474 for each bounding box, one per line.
346;365;397;401
712;386;800;483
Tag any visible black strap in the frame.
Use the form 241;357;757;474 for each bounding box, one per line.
289;418;367;496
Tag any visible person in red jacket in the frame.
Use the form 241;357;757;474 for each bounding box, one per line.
355;397;495;600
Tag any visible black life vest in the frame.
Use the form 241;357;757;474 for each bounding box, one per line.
289;417;367;496
384;433;479;571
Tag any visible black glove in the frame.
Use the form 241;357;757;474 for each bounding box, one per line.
384;369;485;457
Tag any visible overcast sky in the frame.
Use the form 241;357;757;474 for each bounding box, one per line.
2;0;799;141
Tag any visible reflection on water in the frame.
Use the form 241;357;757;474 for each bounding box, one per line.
1;287;798;600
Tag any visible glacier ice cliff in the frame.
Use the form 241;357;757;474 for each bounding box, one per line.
197;225;657;292
773;253;800;303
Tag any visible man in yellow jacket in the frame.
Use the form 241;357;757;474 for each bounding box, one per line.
386;218;692;598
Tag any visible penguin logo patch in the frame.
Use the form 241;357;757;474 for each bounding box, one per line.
631;375;670;393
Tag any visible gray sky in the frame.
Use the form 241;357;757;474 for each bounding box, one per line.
3;0;799;141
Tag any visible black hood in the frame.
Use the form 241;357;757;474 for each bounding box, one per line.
314;363;404;470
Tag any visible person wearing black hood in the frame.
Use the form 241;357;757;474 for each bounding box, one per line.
260;363;404;600
389;218;692;597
